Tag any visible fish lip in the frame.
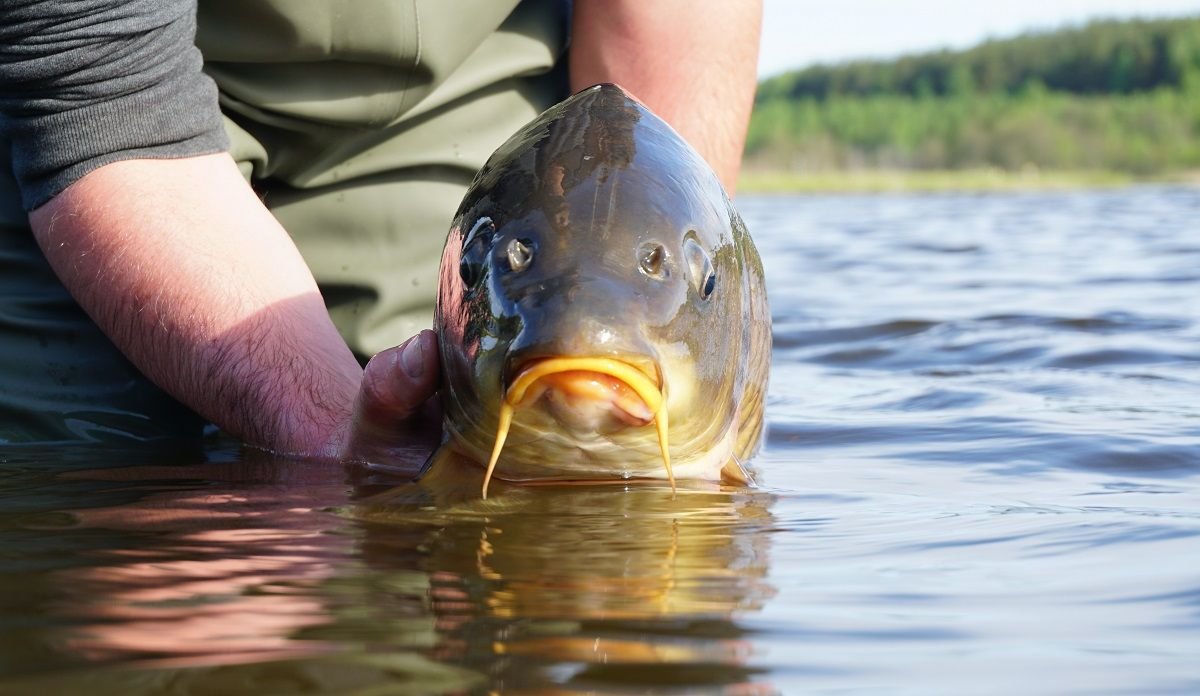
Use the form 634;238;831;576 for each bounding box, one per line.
480;354;676;498
504;355;663;402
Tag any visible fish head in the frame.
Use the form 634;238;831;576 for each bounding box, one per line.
435;84;754;490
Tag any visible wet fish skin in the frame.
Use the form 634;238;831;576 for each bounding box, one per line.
433;83;770;485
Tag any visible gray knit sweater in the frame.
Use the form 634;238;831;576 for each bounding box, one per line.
0;0;228;211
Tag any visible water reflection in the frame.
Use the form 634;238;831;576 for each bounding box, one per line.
7;188;1198;693
354;483;776;691
2;448;777;694
39;456;355;668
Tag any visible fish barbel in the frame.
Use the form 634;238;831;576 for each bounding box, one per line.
432;84;770;497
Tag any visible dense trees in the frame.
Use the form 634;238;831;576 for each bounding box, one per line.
747;17;1200;175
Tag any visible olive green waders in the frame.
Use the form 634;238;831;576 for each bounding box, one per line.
0;0;569;442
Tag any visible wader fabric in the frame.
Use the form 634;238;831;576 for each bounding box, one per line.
0;0;569;442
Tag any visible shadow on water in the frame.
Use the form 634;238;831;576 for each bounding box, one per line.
0;443;778;694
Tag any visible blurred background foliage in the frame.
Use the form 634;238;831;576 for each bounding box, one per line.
746;16;1200;178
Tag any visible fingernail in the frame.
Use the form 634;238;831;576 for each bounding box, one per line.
400;333;425;380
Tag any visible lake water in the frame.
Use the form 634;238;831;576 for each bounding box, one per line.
1;186;1198;694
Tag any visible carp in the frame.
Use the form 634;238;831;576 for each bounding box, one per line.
432;84;769;497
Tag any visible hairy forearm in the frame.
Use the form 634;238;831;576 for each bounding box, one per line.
569;0;763;193
30;153;361;455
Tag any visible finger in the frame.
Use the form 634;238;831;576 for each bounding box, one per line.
357;329;440;425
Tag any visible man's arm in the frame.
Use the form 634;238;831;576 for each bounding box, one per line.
569;0;763;193
31;153;439;461
4;2;438;462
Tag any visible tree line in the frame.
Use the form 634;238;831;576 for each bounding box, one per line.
747;16;1200;174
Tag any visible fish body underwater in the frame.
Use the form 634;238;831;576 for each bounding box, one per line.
432;84;770;497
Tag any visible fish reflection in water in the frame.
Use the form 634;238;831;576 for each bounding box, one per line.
358;483;775;689
6;452;777;694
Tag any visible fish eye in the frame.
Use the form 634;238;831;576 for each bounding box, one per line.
638;242;667;279
506;238;534;272
683;237;716;300
459;216;495;287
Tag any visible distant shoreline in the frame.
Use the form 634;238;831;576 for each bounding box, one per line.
737;169;1200;194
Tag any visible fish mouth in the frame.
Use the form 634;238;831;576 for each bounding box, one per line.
482;357;673;498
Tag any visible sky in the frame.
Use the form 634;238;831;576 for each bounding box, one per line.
758;0;1200;77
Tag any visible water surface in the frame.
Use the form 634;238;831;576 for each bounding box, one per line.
2;186;1198;694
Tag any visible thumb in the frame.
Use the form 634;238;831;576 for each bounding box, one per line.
357;329;440;426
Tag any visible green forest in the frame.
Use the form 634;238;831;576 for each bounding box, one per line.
744;16;1200;189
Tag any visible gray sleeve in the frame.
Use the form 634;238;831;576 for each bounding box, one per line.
0;0;229;211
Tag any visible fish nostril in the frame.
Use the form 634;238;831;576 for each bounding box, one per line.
638;242;667;279
507;238;533;272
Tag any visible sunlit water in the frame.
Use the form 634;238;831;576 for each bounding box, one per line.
2;186;1198;694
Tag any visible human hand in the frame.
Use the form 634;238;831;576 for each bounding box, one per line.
336;329;443;475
